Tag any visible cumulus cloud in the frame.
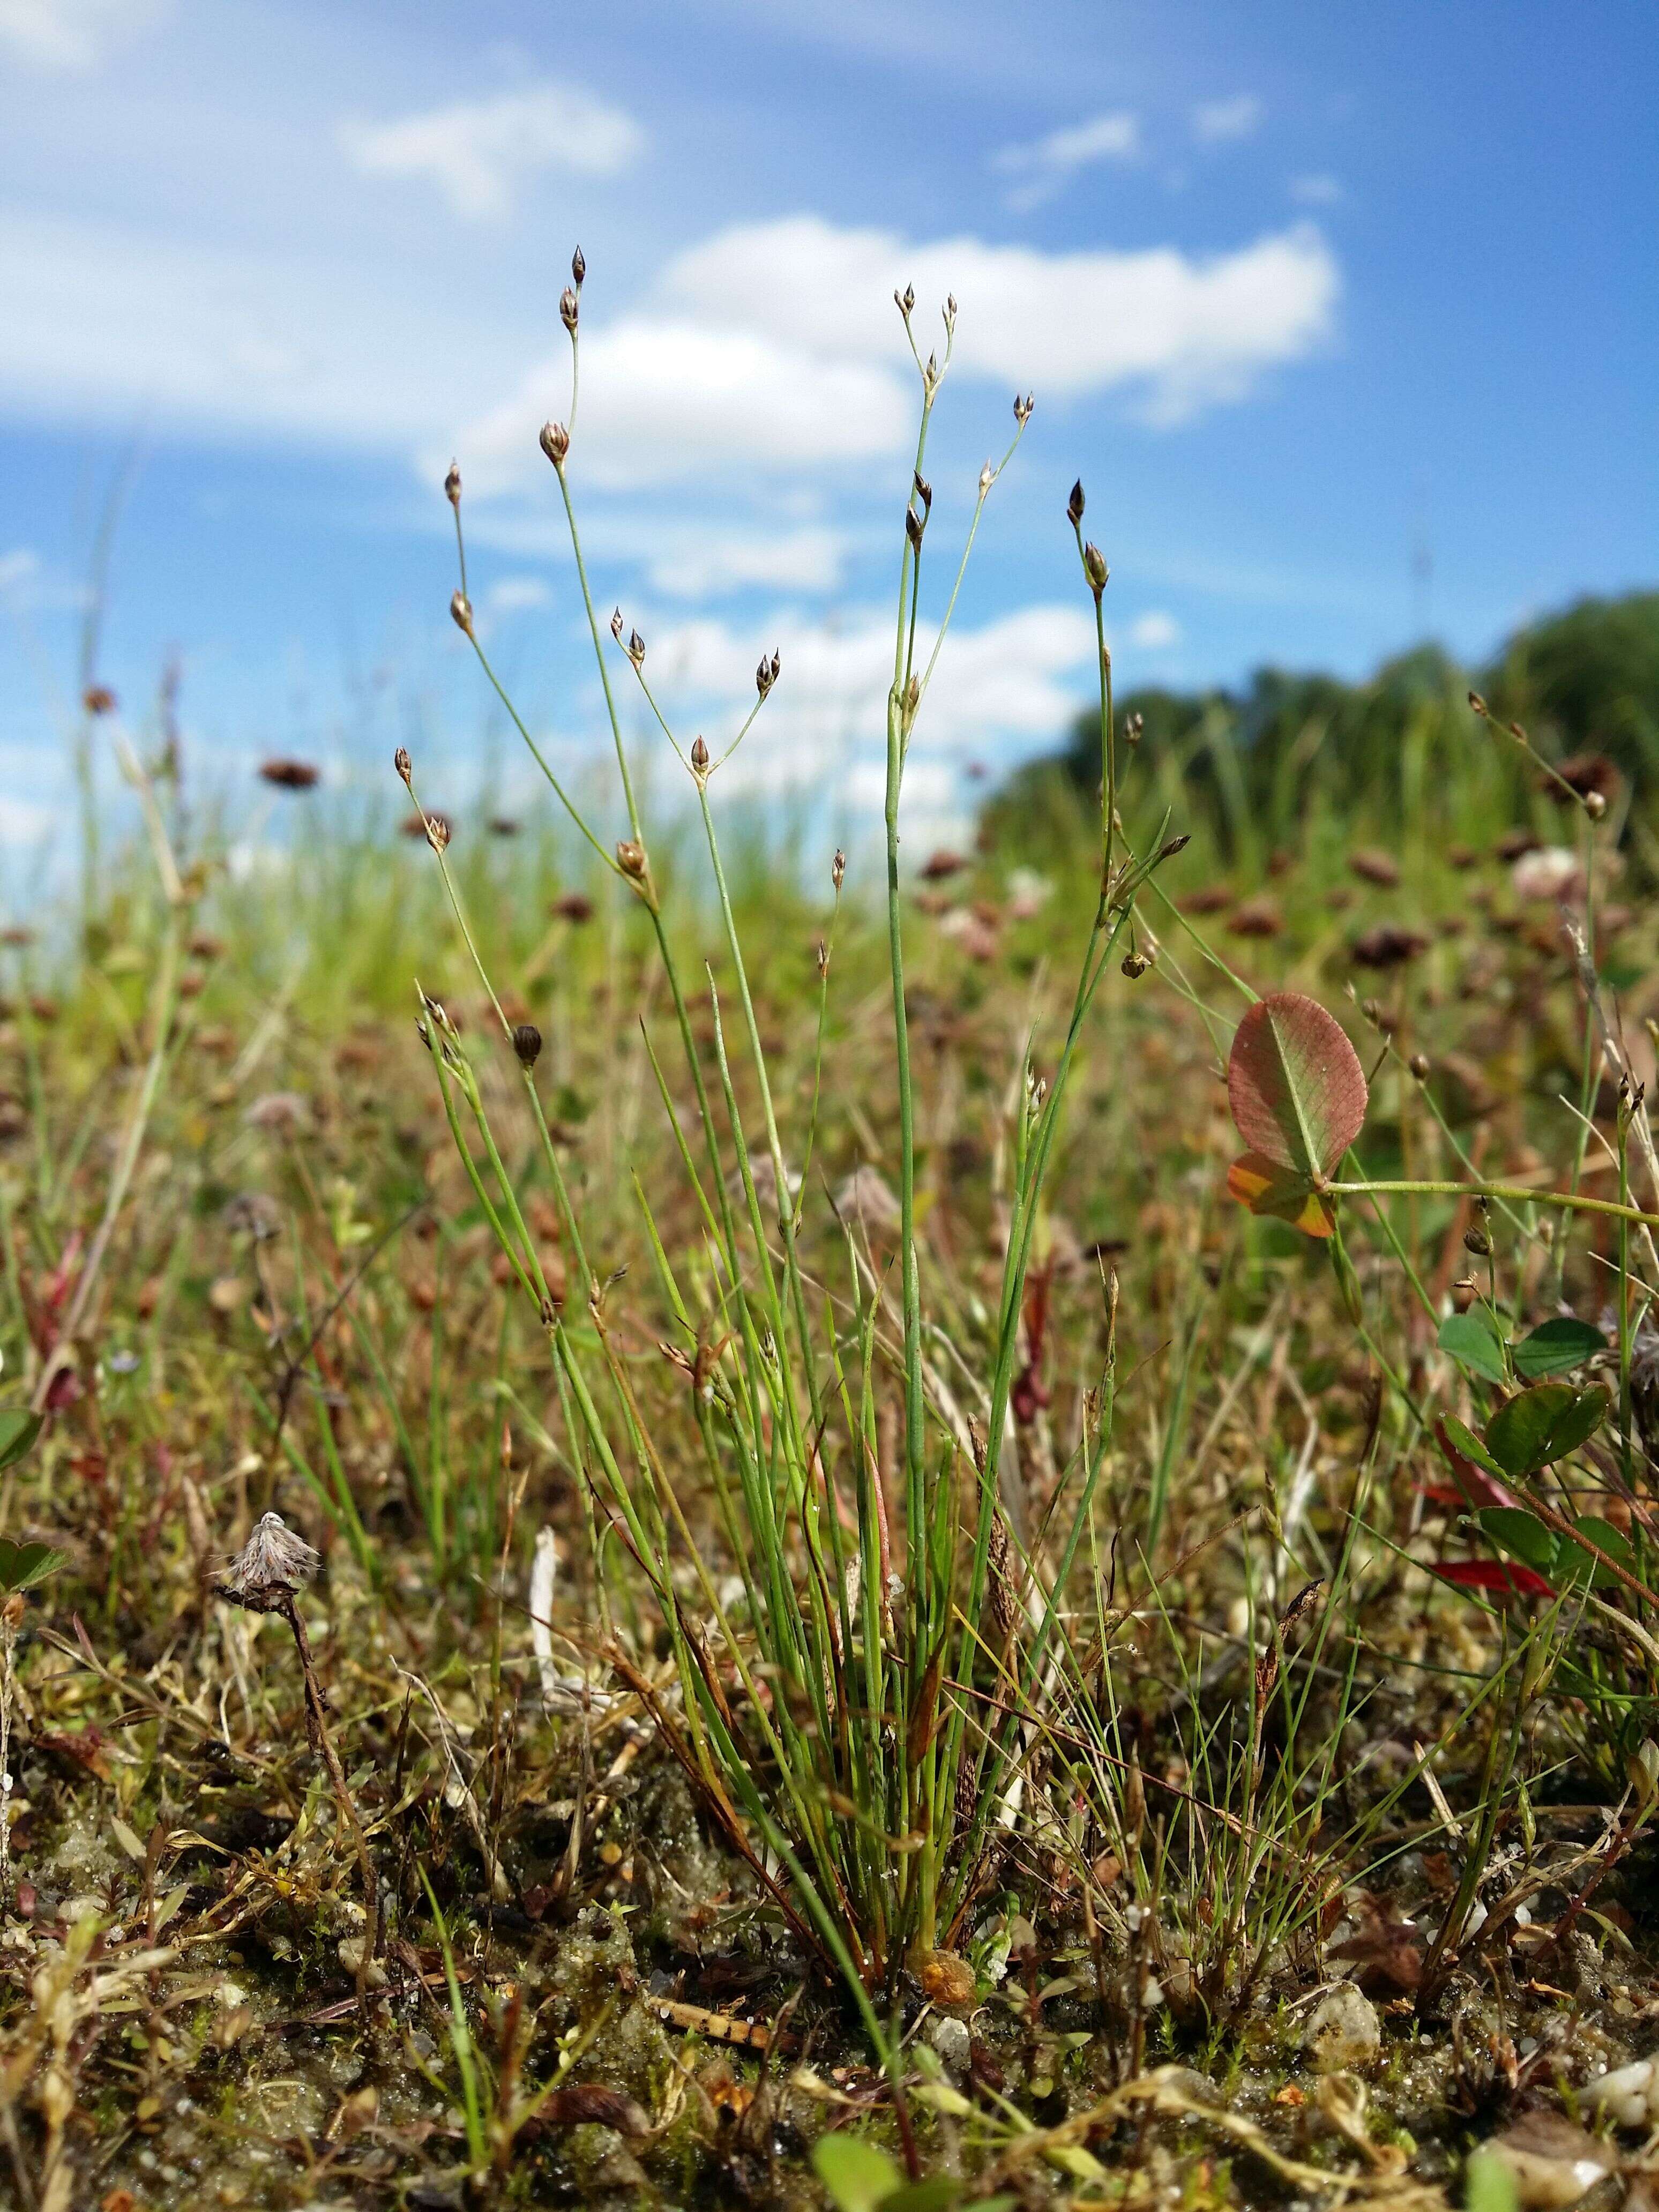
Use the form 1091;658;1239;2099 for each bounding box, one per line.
660;213;1339;422
340;82;642;219
640;601;1096;789
1191;94;1263;144
0;199;1336;492
643;525;851;599
452;316;912;492
0;0;168;69
993;110;1140;208
1129;610;1180;649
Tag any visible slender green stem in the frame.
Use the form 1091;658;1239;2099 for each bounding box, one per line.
1331;1178;1659;1230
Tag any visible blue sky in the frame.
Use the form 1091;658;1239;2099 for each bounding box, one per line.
1;0;1654;867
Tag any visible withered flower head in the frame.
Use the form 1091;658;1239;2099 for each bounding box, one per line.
540;420;570;466
222;1512;319;1604
450;590;474;636
559;286;579;334
394;745;413;786
445;461;461;507
259;758;320;791
1067;479;1085;526
571;244;586;287
1553;751;1620;805
1351;923;1429;970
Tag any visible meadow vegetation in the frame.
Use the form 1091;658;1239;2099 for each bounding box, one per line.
0;264;1657;2210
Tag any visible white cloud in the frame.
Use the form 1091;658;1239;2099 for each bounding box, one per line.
452;316;913;492
483;574;551;616
1192;94;1263;144
0;209;508;450
639;601;1095;793
0;543;87;614
661;214;1338;422
0;0;167;69
1129;610;1180;649
0;796;55;845
993;110;1139;209
644;525;850;599
0;200;1336;487
0;548;40;594
1290;173;1344;206
340;83;642;220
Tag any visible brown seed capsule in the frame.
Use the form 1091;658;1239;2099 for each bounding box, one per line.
1585;788;1606;819
540;420;570;466
394;746;413;786
571;244;585;287
690;735;709;774
914;470;932;512
988;1512;1018;1639
445;460;461;506
906;507;923;550
450;590;474;636
1082;541;1109;595
1409;1052;1431;1080
83;684;117;715
1067;479;1085;526
1158;833;1191;862
559;286;579;333
1126;709;1145;744
425;812;452;854
1451;1275;1478;1312
756;654;774;699
1463;1225;1491;1258
616;839;647;879
895;282;915;317
1014;392;1034;425
832;848;846;891
1468;690;1489;716
610;607;624;641
626;629;645;669
513;1022;543;1068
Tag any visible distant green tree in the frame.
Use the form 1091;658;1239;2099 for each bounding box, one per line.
1487;591;1659;784
984;591;1658;865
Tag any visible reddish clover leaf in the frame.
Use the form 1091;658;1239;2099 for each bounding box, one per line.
1225;993;1368;1237
1227;993;1369;1177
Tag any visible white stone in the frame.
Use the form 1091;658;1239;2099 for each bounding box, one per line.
1304;1983;1381;2072
1584;2056;1659;2129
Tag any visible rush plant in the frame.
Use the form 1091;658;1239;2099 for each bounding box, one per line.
406;254;1187;2065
